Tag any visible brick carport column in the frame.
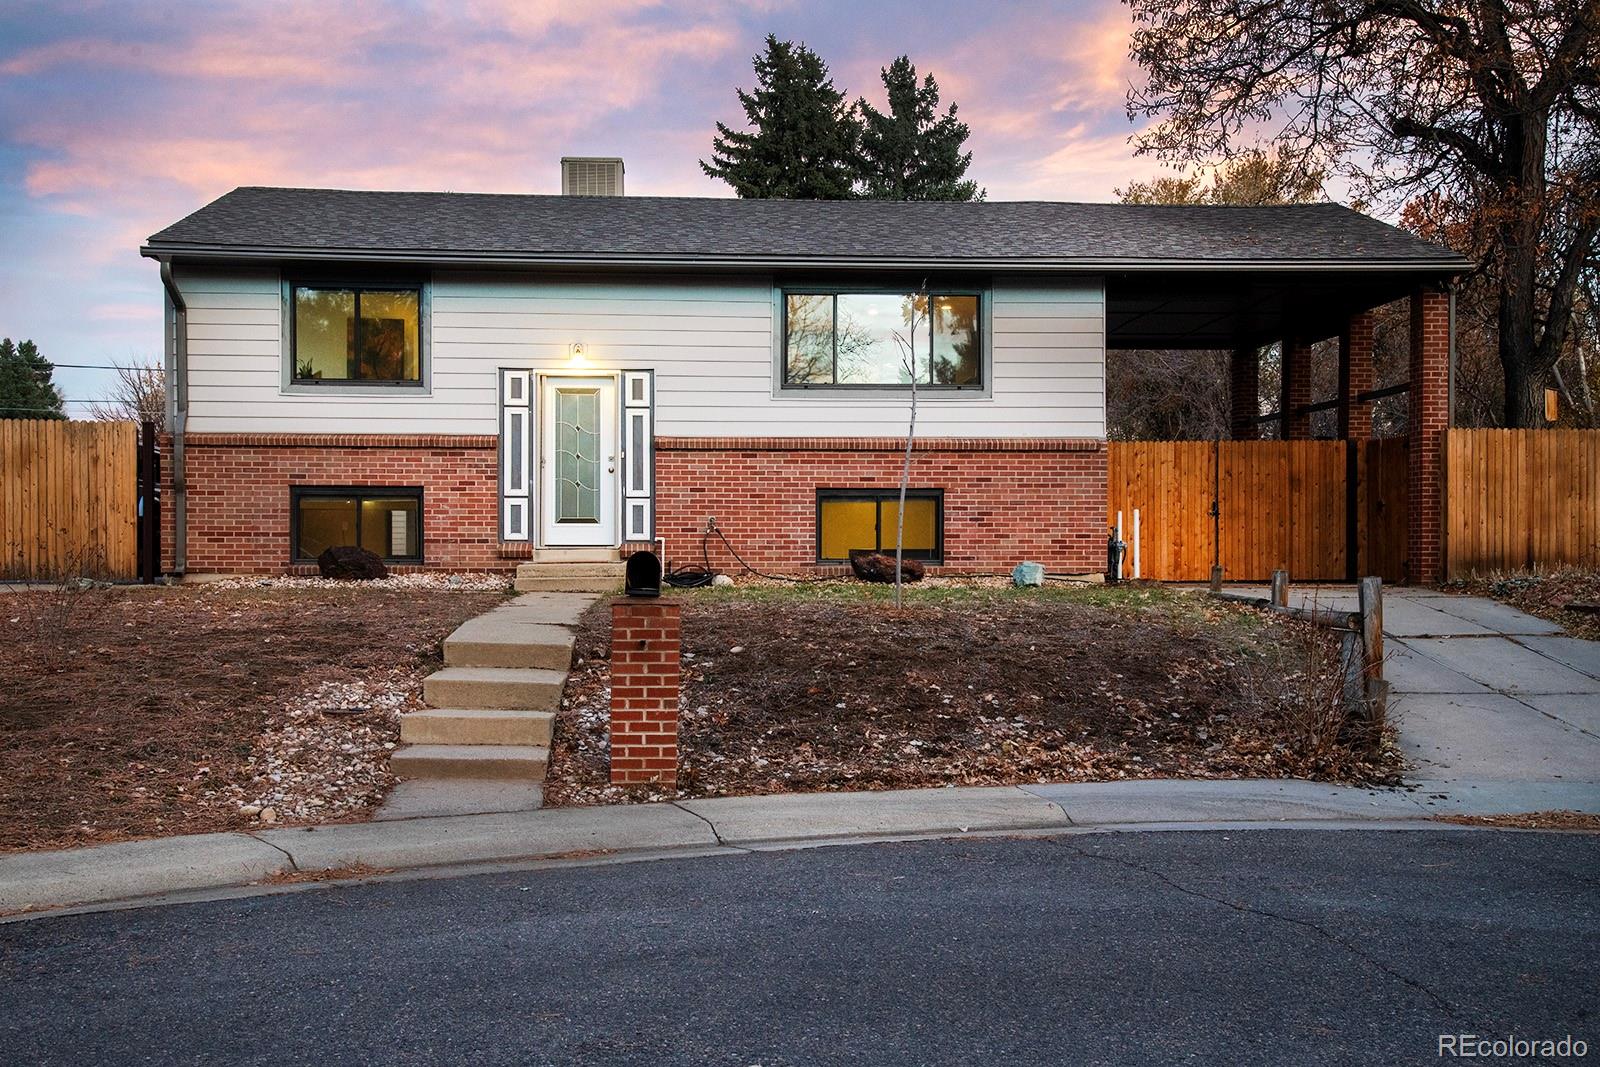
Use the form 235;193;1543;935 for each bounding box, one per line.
1407;286;1451;585
1339;310;1377;440
1280;338;1315;440
1229;344;1260;440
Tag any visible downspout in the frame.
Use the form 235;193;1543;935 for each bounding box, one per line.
159;258;188;576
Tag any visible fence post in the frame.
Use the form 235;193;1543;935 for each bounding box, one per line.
1270;569;1289;607
137;421;158;584
1358;576;1387;721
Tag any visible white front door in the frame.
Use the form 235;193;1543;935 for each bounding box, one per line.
540;375;618;547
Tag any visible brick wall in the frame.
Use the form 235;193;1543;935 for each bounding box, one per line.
161;432;1109;576
1408;287;1450;585
610;598;681;785
161;433;506;574
654;437;1109;574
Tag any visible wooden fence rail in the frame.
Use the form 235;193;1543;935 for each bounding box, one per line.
0;419;139;580
1446;428;1600;578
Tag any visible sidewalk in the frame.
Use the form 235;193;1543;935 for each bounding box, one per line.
1233;585;1600;800
7;776;1598;917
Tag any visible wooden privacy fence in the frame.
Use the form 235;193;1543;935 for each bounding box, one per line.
1107;439;1409;583
1446;429;1600;577
1;419;139;580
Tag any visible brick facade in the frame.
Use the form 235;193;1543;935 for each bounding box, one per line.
161;433;1109;576
161;433;506;574
653;437;1109;575
609;598;681;785
1408;287;1451;584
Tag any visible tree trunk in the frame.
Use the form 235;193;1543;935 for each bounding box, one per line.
1496;108;1554;428
1502;355;1543;428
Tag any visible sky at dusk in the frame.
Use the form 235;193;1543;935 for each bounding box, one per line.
2;0;1172;409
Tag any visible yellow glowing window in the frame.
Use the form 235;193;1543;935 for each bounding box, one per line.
292;284;422;383
293;487;422;561
817;491;942;562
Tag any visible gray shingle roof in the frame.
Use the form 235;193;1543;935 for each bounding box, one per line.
143;186;1470;271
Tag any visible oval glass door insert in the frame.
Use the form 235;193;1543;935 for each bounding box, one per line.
555;387;601;523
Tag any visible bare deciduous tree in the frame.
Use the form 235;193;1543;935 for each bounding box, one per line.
86;360;165;429
1125;0;1600;427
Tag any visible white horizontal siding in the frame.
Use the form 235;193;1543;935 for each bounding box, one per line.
177;267;1105;438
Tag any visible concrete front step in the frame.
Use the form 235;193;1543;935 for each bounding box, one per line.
531;548;619;564
375;778;543;819
389;744;549;780
444;619;575;669
514;575;623;593
488;592;599;626
422;666;566;711
400;707;555;746
515;562;626;578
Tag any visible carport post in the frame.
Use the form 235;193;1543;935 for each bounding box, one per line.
1339;311;1377;440
1281;339;1315;440
1229;344;1260;440
1407;286;1451;585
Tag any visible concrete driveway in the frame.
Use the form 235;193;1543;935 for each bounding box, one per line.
1242;584;1600;812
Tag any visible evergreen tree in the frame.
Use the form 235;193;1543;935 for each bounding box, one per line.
700;36;858;200
0;338;66;420
855;57;982;202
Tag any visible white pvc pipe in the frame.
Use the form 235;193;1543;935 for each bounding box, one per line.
1132;508;1141;580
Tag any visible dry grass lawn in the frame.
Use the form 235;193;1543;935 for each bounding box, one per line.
0;583;503;852
546;581;1401;805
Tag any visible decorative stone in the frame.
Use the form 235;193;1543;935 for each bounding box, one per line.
317;545;388;580
850;551;926;583
1012;561;1046;587
711;573;735;588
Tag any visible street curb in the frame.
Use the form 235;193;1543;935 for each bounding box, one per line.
4;778;1596;917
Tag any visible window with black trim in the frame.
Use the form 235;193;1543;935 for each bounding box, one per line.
291;283;422;383
817;490;943;563
292;487;422;562
784;291;981;388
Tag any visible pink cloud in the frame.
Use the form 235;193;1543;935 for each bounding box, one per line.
87;302;160;322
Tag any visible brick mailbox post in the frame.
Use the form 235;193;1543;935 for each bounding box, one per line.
609;598;681;785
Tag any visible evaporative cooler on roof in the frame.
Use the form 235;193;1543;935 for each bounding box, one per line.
560;157;625;197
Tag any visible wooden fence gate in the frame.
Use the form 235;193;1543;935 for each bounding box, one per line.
1;419;141;581
1107;440;1409;583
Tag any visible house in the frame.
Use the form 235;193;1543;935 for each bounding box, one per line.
141;160;1469;581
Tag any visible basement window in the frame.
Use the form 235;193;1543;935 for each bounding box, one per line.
817;490;943;564
292;487;422;562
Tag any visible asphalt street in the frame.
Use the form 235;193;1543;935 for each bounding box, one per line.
2;829;1595;1066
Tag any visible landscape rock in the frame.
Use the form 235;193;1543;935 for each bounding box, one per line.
850;552;925;584
317;545;388;580
711;574;735;588
1012;561;1046;587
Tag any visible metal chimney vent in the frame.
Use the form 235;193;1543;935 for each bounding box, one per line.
561;157;625;196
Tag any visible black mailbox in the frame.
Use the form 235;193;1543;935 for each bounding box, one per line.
624;550;663;597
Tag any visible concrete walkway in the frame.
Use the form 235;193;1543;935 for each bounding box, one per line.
1236;584;1600;812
